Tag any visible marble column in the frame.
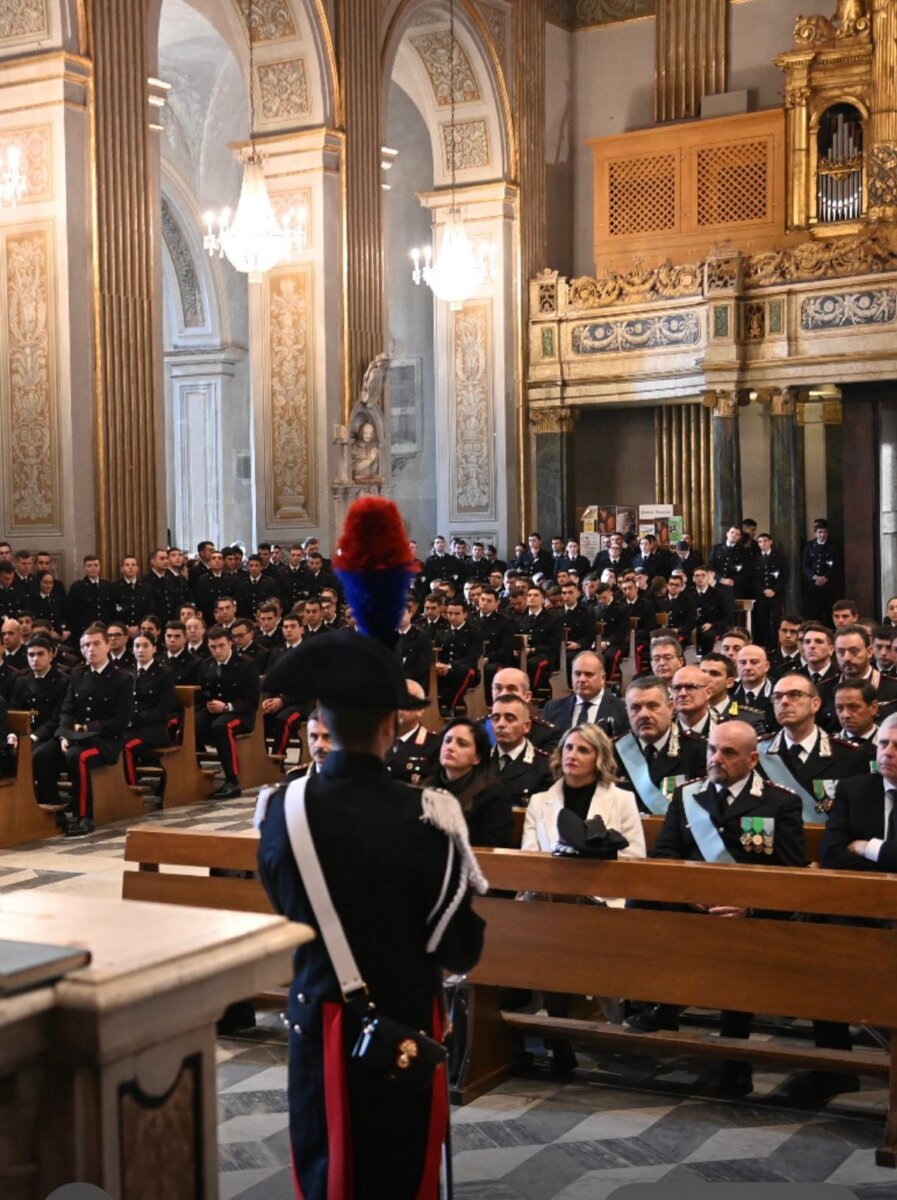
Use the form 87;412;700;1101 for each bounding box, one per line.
88;0;165;569
704;389;743;539
530;406;578;541
761;388;805;612
338;0;384;411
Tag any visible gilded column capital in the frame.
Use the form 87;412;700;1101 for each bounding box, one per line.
755;387;798;416
529;405;578;434
702;389;747;416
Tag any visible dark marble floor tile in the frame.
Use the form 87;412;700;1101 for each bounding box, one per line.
220;1089;290;1121
500;1144;590;1200
555;1134;671;1172
687;1158;791;1183
225;1166;297;1199
218;1140;284;1172
769;1125;878;1182
454;1184;521;1199
0;869;80;889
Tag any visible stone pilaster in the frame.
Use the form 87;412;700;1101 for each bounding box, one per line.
338;0;383;413
88;0;165;569
757;387;805;612
703;388;744;539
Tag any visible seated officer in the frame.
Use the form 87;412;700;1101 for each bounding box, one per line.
163;620;200;686
665;573;696;644
769;613;804;679
1;618;28;671
691;566;728;656
256;601;286;654
645;634;684;684
822;714;897;871
732;643;777;733
625;720;805;1099
435;598;481;711
490;666;558;750
386;679;440;786
488;694;553;806
394;598;432;692
672;663;716;738
232;617;271;675
796;622;838;691
195;624;261;798
615;676;707;813
32;623;133;836
122;633;176;788
826;624;897;725
516;585;561;692
619;574;655;672
283;707;333;783
757;673;868;821
262;615;309;755
557;579;596;666
476;587;515;693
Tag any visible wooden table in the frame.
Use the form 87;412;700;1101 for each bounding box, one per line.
0;892;312;1200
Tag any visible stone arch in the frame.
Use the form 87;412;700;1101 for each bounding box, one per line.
160;167;226;347
383;0;514;185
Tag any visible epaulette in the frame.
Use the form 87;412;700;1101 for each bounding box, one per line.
830;733;865;751
531;715;556;730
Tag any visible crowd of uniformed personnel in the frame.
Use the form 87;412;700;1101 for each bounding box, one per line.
1;522;897;1098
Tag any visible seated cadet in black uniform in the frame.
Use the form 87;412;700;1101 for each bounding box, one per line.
32;623;134;836
302;596;331;638
66;555;115;638
242;554;282;618
386;679;440;786
142;547;189;625
7;635;68;756
394;598;432;692
262;615;310;755
593;582;630;676
231;617;271;675
256;631;484;1200
415;591;450;644
796;621;839;694
664;573;697;645
619;574;656;672
195;550;233;624
162;620;200;686
111;555;153;638
121;633;176;788
769;613;804;679
824;624;897;728
435;598;481;712
476;586;515;693
615;676;707;813
195;624;261;798
832;679;879;759
690;565;728;655
33;570;70;641
591;532;632;576
106;621;135;670
1;618;29;671
557;579;596;677
518;585;561;692
256;601;286;655
488;694;553;807
625;720;805;1097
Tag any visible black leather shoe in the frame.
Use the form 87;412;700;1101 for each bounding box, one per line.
211;781;241;799
64;818;95;838
623;1004;680;1033
718;1060;753;1097
785;1070;861;1105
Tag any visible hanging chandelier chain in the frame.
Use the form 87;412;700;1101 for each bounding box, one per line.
449;0;456;208
248;0;256;144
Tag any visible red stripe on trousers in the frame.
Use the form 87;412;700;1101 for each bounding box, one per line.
416;997;448;1200
278;711;302;757
322;1001;353;1197
77;746;101;818
531;658;549;692
225;718;242;777
123;737;143;787
168;716;181;745
449;669;475;709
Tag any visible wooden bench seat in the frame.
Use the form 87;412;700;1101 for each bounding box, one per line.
0;711;60;848
460;848;897;1166
122;827;270;912
133;686;217;808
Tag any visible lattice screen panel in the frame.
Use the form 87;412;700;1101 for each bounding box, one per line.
696;140;769;226
607;154;677;237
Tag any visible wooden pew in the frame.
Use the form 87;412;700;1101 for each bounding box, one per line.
138;686;217;808
122;827;269;912
197;698;283;788
511;808;826;863
458;849;897;1167
735;598;755;638
0;711;60;848
464;655;489;721
420;649;443;735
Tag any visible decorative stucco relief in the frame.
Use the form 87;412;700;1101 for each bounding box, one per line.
0;126;52;204
161;198;205;329
238;0;297;41
477;2;509;65
410;31;481;106
257;58;310;121
3;229;58;529
269;188;312;247
800;288;897;331
0;0;47;41
442;119;490;172
452;303;493;517
571;310;701;354
267;268;312;521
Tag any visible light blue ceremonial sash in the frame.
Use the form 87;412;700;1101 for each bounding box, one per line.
616;733;669;815
757;740;823;824
681;781;736;864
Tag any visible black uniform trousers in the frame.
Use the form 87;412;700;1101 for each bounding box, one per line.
195;709;249;781
32;735;122;819
264;704;307;756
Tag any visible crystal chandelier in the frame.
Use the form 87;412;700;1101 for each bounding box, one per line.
410;0;495;306
0;144;26;207
202;0;306;280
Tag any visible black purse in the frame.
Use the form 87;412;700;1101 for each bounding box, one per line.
283;778;447;1090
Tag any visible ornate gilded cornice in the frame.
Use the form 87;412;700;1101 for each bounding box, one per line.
529;405;579;433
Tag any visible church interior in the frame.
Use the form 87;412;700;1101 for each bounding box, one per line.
2;0;897;1196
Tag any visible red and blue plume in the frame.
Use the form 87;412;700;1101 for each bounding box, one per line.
334;497;413;644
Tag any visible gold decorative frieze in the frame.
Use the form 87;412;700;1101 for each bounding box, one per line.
410;31;481;107
0;0;47;42
442;119;490;172
568;261;703;309
239;0;297;42
257;58;310;121
451;303;493;518
2;227;59;531
267;268;313;521
744;228;897;287
0;126;52;205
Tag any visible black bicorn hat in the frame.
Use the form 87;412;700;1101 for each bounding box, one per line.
555;808;630;859
262;629;428;712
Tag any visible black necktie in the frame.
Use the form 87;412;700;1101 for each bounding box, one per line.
499;754;510;772
812;672;821;685
703;786;725;825
787;741;804;767
575;701;591;727
644;743;657;764
745;691;756;705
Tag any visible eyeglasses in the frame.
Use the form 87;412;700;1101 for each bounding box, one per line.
772;689;813;703
671;683;704;692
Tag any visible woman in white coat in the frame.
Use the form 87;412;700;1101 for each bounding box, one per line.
522;722;646;907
